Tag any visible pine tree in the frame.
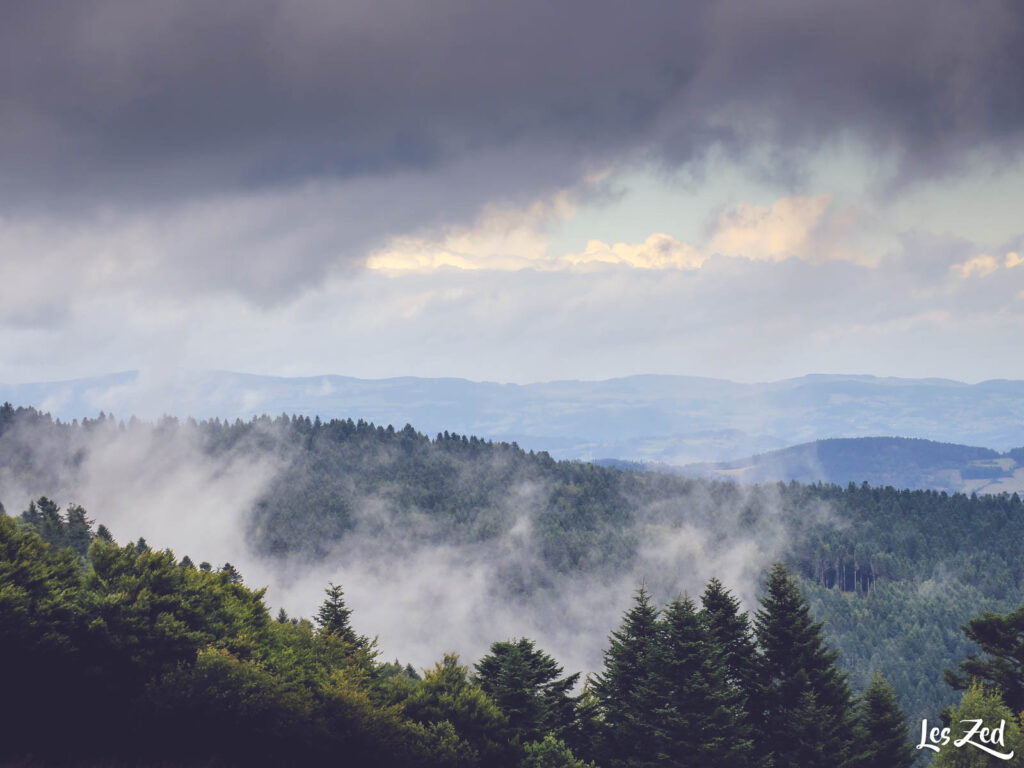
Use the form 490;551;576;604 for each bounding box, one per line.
37;497;65;547
787;690;837;768
20;499;41;527
315;582;364;647
220;562;243;584
590;586;661;768
20;497;66;548
64;504;93;557
651;596;755;768
849;671;915;768
475;637;580;745
699;578;760;707
754;564;853;766
945;604;1024;711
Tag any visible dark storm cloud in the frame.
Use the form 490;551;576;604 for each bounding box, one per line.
2;0;1022;210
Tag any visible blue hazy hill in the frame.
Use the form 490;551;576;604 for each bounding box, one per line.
3;371;1024;469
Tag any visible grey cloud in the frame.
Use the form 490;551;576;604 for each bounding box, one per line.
2;0;1022;212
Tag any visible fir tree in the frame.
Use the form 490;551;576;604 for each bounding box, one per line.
755;564;853;766
475;637;580;745
315;582;365;648
590;585;661;768
37;497;64;545
849;671;915;768
64;504;93;557
651;596;755;768
20;499;41;528
220;562;243;584
945;604;1024;711
787;690;837;768
699;578;761;707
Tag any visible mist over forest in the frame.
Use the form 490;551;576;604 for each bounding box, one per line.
4;400;1023;735
5;0;1024;764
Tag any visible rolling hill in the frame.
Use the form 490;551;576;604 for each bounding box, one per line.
4;370;1024;464
684;436;1024;494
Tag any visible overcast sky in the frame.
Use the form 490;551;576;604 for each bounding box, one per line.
2;0;1024;385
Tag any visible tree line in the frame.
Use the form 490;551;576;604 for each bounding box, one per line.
0;497;921;767
5;403;1024;723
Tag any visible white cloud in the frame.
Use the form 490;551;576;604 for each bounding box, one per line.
366;195;572;272
953;254;1002;279
367;192;856;274
565;234;704;269
705;195;833;262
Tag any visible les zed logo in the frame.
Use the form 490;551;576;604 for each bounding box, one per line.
918;719;1015;760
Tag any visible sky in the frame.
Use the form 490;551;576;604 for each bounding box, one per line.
3;0;1024;385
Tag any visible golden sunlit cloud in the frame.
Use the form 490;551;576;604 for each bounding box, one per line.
365;195;571;272
565;234;704;269
366;192;864;273
953;254;1001;279
705;195;833;262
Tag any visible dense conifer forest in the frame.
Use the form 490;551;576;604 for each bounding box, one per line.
4;402;1024;763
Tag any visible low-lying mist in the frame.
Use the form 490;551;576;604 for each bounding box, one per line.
0;405;834;677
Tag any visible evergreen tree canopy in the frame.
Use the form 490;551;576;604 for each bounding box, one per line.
474;637;580;745
590;586;661;768
755;563;853;766
650;596;754;768
933;682;1023;767
699;577;760;705
315;582;359;644
945;604;1024;712
849;671;916;768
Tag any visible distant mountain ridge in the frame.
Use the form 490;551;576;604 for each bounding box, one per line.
2;370;1024;464
684;436;1024;494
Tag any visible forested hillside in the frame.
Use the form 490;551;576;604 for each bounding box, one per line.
8;371;1024;463
2;402;1024;722
2;509;931;767
686;436;1024;495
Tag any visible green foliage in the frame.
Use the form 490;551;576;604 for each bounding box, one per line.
849;671;916;768
9;402;1024;758
699;577;760;717
649;596;755;768
0;504;482;766
5;404;1024;722
755;564;854;767
932;682;1023;767
806;577;992;721
401;653;516;767
0;501;984;768
945;604;1024;712
0;514;88;753
316;581;367;647
520;735;596;768
475;638;580;745
590;585;661;767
